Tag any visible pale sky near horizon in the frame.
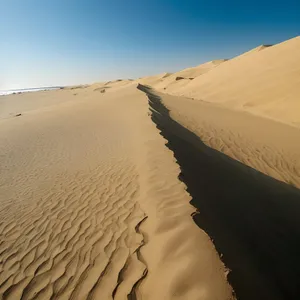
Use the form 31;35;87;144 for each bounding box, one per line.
1;0;300;90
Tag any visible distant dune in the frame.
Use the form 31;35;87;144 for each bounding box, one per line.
231;44;273;59
136;72;172;86
1;36;300;300
153;60;227;91
139;85;300;300
144;36;300;127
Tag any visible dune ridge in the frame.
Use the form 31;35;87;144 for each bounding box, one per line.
1;35;300;300
156;91;300;188
0;83;233;299
146;36;300;127
139;85;300;300
143;60;227;92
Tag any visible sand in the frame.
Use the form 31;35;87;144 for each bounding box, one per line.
154;60;227;91
1;35;300;300
152;36;300;128
0;82;232;299
139;86;300;300
155;91;300;187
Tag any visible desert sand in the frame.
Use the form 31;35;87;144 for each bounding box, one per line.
0;82;232;299
139;86;300;300
1;36;300;300
150;36;300;128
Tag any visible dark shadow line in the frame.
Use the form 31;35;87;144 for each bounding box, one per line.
137;84;300;300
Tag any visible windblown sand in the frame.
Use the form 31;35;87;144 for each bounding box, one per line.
146;36;300;128
137;36;300;187
157;92;300;188
1;35;300;300
0;83;232;299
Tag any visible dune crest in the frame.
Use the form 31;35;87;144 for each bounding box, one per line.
0;83;233;299
149;36;300;127
153;60;227;91
2;35;300;300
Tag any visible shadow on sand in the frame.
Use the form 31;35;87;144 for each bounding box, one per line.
138;84;300;300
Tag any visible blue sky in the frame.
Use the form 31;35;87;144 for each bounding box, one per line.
1;0;299;89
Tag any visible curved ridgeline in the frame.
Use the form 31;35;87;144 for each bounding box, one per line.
138;84;300;300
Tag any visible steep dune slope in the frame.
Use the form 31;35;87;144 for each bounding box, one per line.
157;90;300;188
154;60;227;91
140;86;300;300
235;44;273;58
171;36;300;126
0;84;233;299
136;72;172;86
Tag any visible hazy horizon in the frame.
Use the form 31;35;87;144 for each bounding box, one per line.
2;0;300;90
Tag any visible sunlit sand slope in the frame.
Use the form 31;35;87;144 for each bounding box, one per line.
0;83;233;299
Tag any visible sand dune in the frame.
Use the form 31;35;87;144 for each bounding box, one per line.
155;91;300;188
2;35;300;300
165;36;300;127
0;89;75;120
139;85;300;300
136;72;172;87
137;36;300;127
153;60;227;91
0;83;233;299
235;44;273;57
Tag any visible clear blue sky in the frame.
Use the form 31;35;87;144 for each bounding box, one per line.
1;0;299;90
